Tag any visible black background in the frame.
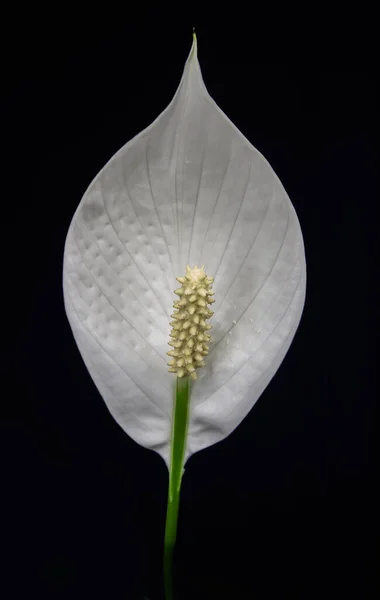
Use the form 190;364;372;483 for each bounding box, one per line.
3;15;377;600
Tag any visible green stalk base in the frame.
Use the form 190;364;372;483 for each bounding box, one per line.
163;376;191;600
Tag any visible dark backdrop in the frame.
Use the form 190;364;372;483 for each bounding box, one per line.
3;15;377;600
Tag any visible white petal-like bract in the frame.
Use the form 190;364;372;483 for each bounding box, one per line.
63;38;306;467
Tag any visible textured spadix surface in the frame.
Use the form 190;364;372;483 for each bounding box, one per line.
63;38;306;468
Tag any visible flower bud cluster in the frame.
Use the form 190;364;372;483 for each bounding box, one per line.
167;265;214;379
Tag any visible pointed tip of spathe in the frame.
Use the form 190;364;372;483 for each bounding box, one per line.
190;27;197;60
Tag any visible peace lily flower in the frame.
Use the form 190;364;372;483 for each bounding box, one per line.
62;33;306;599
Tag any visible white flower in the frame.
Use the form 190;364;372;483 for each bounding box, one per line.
62;36;306;469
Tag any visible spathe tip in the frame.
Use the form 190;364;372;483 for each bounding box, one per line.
190;27;197;59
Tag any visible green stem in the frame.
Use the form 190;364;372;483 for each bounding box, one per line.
164;376;191;600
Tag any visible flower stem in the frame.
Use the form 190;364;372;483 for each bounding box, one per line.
164;376;191;600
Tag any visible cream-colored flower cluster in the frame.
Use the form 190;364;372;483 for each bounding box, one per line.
167;265;215;380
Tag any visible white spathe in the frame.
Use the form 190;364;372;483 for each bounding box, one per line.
62;38;306;469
